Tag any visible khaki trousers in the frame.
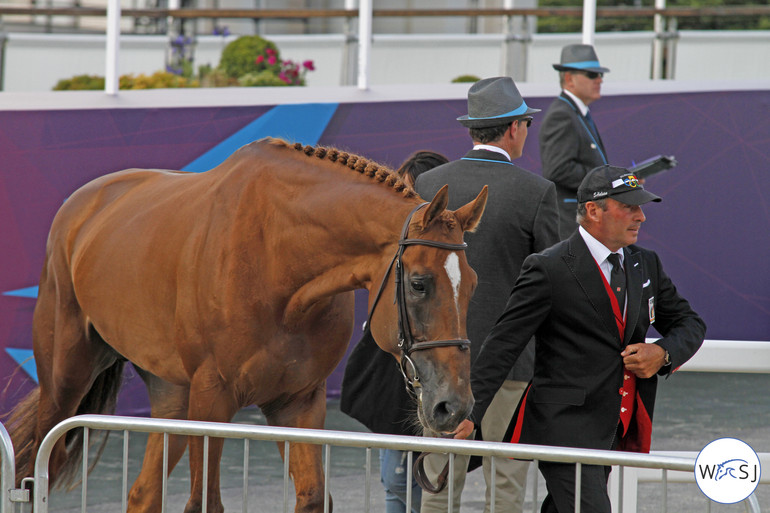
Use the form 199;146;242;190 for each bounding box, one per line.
420;380;530;513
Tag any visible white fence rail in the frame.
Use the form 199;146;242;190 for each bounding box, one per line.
0;414;756;513
664;339;770;374
2;29;770;93
0;423;16;513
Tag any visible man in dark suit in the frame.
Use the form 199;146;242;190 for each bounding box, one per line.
415;77;560;513
454;165;706;512
539;44;610;238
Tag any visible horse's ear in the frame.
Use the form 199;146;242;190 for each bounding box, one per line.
420;184;450;228
454;185;488;233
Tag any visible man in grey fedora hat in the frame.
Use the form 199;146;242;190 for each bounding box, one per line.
414;76;560;513
539;43;611;239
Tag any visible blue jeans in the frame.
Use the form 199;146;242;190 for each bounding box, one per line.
380;449;421;513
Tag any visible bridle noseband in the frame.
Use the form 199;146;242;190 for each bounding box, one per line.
365;203;471;396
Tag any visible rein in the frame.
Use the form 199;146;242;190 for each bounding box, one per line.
365;202;470;396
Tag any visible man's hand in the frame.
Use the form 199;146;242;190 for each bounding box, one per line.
621;343;666;378
453;419;475;440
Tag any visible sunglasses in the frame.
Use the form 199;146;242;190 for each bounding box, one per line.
574;70;604;80
518;117;533;128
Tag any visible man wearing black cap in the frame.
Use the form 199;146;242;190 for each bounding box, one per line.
453;165;706;512
539;43;611;239
415;76;560;513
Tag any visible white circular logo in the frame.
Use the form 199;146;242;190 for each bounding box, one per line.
695;438;761;504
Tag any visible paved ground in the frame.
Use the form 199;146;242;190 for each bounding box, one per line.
46;371;769;512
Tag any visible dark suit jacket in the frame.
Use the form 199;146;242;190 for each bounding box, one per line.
415;149;560;381
539;93;609;238
470;231;706;452
340;148;559;435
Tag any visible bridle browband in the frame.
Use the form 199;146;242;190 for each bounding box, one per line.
364;202;471;396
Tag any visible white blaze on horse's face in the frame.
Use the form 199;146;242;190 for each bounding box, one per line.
443;252;462;317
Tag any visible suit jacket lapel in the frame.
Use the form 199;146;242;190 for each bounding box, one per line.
623;248;643;346
592;121;607;156
563;233;619;341
559;92;608;159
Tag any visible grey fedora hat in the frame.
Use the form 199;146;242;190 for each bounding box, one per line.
552;44;610;73
457;77;540;128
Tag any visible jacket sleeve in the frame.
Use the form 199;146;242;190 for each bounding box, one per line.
648;252;707;375
539;108;596;192
532;181;561;251
469;253;552;424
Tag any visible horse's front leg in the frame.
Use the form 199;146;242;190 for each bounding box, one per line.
264;383;330;513
184;361;239;513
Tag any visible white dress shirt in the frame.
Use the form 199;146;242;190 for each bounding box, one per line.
579;226;626;315
472;144;511;161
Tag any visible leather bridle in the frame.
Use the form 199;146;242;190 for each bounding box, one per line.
364;202;471;396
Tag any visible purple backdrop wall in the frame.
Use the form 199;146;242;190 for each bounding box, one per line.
1;89;768;417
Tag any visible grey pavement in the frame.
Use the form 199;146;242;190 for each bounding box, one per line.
47;371;769;512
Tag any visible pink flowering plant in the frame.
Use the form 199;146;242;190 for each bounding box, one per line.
255;47;279;67
277;59;315;86
253;48;315;86
216;35;315;87
218;35;281;79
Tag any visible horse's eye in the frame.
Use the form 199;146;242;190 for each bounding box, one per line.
410;280;425;293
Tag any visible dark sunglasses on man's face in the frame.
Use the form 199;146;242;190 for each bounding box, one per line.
575;70;604;80
518;117;533;128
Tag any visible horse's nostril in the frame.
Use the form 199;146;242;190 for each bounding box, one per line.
433;401;458;425
430;396;474;433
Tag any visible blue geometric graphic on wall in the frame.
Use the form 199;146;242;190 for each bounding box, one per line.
2;102;340;381
183;103;339;172
6;349;37;382
2;102;339;299
2;286;39;298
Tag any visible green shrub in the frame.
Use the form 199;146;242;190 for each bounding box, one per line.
199;67;240;88
53;74;105;90
452;75;481;83
53;35;314;90
238;70;289;87
218;35;281;79
53;71;199;90
121;71;199;89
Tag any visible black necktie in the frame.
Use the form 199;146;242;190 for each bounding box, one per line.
585;110;599;139
607;253;625;314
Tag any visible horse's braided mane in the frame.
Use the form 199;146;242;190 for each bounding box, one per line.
265;137;418;199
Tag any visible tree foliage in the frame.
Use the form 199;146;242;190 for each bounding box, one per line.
536;0;770;32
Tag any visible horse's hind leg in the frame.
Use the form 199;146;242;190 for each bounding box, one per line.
20;266;118;487
127;370;190;513
264;383;331;513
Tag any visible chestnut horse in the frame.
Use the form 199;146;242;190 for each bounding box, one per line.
7;137;487;513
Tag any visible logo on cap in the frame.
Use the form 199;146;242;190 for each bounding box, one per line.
611;174;640;189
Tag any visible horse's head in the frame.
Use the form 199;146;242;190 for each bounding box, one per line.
369;184;487;435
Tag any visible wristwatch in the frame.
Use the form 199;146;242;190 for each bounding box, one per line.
663;349;671;366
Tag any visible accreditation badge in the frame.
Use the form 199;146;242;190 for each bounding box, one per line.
648;297;656;323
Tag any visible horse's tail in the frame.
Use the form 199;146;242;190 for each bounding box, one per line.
6;360;126;489
6;387;41;485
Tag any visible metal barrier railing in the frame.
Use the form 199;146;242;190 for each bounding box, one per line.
17;414;760;513
0;422;18;513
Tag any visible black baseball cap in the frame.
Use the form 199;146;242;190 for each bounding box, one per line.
577;165;662;205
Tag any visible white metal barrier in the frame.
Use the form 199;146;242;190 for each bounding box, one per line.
0;422;18;513
621;451;767;513
16;414;761;513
